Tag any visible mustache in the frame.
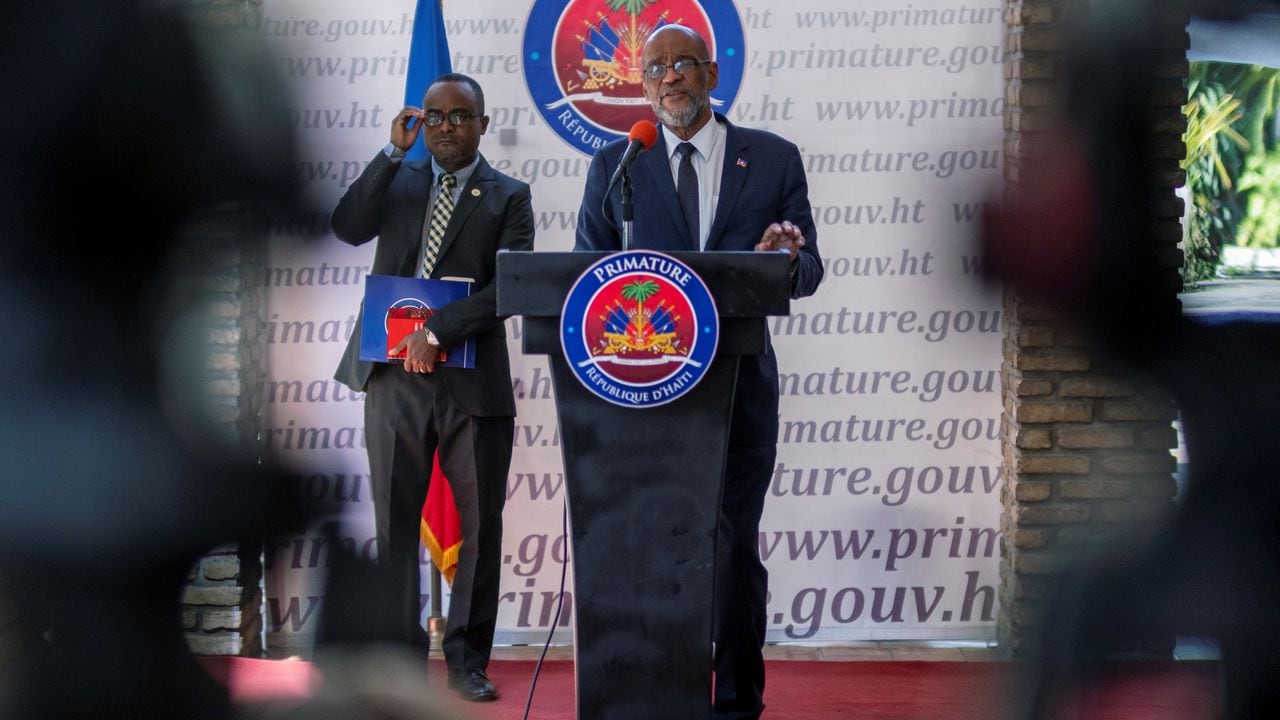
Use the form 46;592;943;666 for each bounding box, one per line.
650;90;708;128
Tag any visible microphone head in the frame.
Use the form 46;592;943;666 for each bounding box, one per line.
628;120;658;149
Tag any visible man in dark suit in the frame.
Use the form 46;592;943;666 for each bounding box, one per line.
575;25;823;720
330;73;534;702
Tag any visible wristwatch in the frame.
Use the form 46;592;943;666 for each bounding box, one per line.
424;329;440;346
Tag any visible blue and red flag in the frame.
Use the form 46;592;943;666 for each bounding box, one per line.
422;451;462;584
405;0;463;583
402;0;452;163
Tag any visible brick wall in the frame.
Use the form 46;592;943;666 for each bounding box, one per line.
178;210;268;657
162;0;270;658
182;546;263;656
170;203;267;655
997;0;1189;657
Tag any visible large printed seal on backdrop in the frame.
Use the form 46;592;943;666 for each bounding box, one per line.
523;0;746;156
562;251;718;408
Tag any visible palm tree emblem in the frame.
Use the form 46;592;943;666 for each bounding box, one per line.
606;0;658;79
594;277;685;357
620;278;660;345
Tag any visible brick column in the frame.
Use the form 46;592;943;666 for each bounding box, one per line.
997;1;1189;657
159;0;271;658
178;207;269;657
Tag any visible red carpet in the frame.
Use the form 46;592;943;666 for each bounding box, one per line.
197;656;1220;719
197;656;321;702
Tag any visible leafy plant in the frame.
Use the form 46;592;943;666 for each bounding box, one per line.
1182;62;1280;283
1236;149;1280;248
1183;89;1247;189
1181;82;1245;284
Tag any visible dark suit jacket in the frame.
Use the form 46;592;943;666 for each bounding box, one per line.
575;114;822;446
331;151;535;417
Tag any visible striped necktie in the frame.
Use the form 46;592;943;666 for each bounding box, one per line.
422;173;457;278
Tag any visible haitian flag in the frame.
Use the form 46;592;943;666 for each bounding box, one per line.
405;0;462;583
422;451;461;584
403;0;452;163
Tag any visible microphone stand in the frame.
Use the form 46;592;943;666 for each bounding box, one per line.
620;166;635;252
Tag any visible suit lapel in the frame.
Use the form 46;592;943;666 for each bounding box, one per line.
706;119;749;252
638;135;695;250
399;160;433;275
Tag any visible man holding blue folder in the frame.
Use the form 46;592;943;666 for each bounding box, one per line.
330;73;535;702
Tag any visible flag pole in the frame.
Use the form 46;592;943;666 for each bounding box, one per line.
428;564;445;656
407;0;453;660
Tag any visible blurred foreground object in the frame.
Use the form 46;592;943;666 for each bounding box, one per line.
237;647;476;720
982;1;1280;717
0;2;302;718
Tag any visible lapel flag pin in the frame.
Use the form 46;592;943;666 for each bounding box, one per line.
736;158;747;168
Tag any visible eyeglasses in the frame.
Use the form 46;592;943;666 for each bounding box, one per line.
423;110;478;127
643;58;712;80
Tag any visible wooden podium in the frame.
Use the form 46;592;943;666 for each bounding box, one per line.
497;251;789;720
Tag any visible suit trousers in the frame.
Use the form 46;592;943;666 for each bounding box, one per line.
364;363;514;674
713;442;776;720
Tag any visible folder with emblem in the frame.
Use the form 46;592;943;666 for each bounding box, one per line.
359;274;475;368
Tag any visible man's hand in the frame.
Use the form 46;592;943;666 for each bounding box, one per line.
392;329;442;374
756;220;806;264
391;106;426;152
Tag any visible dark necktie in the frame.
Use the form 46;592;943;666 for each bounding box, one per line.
676;142;700;248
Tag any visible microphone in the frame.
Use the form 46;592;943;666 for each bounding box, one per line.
607;120;659;190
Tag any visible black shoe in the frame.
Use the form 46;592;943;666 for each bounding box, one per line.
448;668;498;702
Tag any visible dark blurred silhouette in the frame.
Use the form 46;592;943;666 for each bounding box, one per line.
0;4;479;718
982;1;1280;718
0;3;302;719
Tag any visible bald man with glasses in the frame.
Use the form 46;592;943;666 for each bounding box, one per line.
575;25;824;720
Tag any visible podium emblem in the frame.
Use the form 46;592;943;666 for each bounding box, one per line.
522;0;746;156
562;250;718;408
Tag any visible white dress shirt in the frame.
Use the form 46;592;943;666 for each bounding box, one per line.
661;118;726;250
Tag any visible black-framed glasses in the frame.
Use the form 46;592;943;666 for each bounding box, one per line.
643;58;711;80
423;110;478;127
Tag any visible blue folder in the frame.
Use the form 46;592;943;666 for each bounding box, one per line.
359;274;475;368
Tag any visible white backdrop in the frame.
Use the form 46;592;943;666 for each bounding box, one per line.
257;0;1005;649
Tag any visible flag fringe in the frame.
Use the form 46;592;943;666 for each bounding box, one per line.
420;517;461;585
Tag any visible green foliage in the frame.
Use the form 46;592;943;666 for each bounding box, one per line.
605;0;655;14
1183;89;1247;188
1204;62;1279;150
1182;81;1243;284
1236;149;1280;248
1182;62;1280;283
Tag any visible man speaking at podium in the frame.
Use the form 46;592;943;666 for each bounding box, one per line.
575;24;823;720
